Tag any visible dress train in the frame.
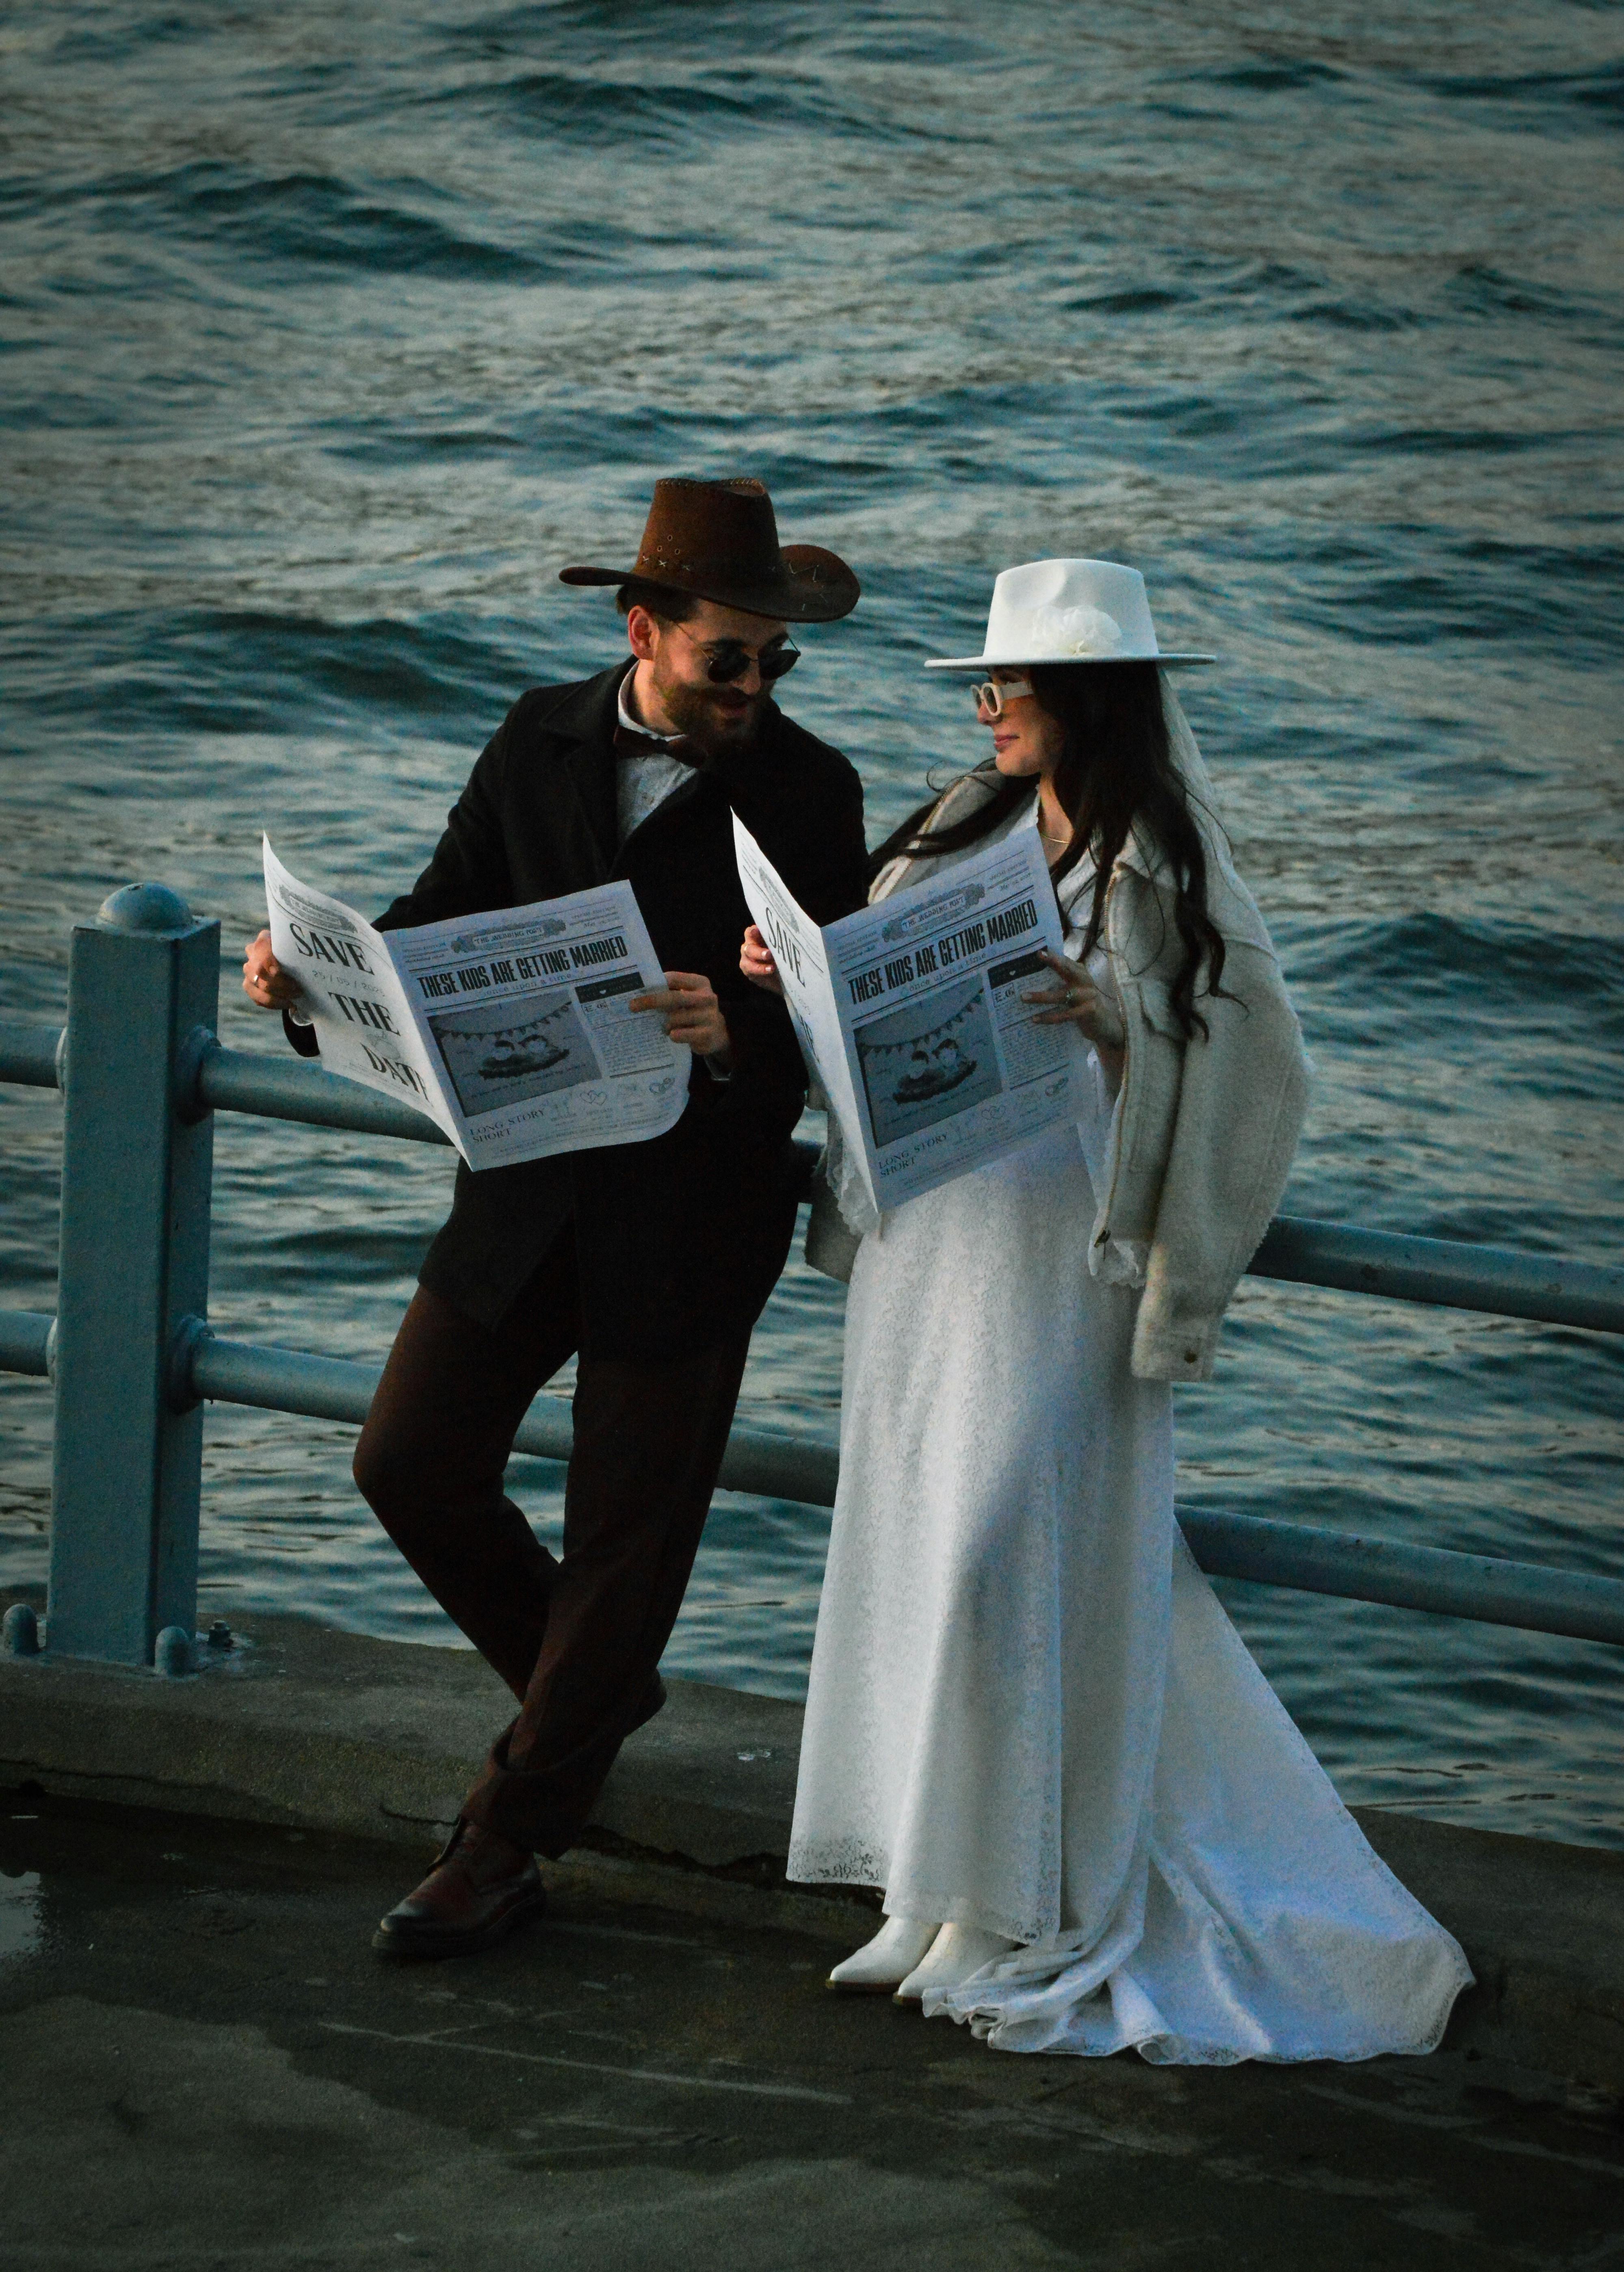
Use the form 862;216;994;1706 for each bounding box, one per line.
925;1533;1471;2061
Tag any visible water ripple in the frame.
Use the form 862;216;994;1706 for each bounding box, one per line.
0;0;1619;1848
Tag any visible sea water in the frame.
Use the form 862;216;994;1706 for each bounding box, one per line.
1;0;1620;1845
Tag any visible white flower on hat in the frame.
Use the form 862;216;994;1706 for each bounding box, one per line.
1031;603;1125;658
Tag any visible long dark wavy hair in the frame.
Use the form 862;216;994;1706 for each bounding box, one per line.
871;660;1230;1039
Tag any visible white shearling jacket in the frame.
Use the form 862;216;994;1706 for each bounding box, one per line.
807;706;1310;1383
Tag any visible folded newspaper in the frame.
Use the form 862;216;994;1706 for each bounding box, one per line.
263;841;689;1170
732;810;1089;1218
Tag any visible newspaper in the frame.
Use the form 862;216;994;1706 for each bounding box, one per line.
263;840;689;1171
732;810;1089;1216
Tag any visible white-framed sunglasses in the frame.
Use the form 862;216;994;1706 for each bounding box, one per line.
970;677;1035;718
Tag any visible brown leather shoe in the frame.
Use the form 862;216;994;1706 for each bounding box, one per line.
372;1820;544;1960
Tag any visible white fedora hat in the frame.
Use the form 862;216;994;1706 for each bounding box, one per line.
925;558;1214;670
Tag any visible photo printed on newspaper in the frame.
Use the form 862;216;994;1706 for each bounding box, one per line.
263;840;689;1170
732;810;1088;1216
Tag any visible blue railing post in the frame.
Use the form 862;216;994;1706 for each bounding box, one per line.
47;884;219;1664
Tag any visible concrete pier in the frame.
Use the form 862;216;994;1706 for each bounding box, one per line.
4;1600;1623;2266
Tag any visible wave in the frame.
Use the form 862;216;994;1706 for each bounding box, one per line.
1207;253;1603;343
1348;423;1588;458
1204;57;1347;94
1061;284;1191;318
0;609;537;738
1063;257;1418;339
446;0;988;74
1420;61;1624;128
1284;914;1624;1045
1285;537;1624;657
1443;260;1613;334
316;395;697;467
213;1220;437;1293
1176;53;1622;131
4;160;565;286
411;57;946;153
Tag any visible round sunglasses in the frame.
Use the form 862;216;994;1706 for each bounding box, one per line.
670;623;801;686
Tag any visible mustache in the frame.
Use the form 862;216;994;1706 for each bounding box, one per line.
669;681;766;739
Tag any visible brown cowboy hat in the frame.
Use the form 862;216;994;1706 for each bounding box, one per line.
560;476;860;623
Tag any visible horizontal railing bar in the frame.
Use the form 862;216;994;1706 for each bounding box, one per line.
174;1329;1624;1646
186;1331;837;1500
0;1308;53;1378
189;1333;379;1428
1176;1505;1624;1649
1250;1216;1624;1336
196;1043;454;1148
2;1311;1615;1639
705;1422;842;1510
0;1018;454;1147
0;1016;63;1090
4;1016;1622;1331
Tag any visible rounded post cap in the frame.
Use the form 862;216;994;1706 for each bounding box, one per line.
2;1602;41;1657
97;883;195;935
153;1625;193;1677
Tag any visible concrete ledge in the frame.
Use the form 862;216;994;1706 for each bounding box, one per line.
1355;1807;1624;2099
0;1608;805;1869
3;1602;1621;2095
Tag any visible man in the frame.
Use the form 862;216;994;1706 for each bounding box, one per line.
243;477;867;1956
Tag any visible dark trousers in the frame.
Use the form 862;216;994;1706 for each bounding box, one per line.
353;1231;751;1856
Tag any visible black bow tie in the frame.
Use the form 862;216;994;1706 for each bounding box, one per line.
613;723;706;769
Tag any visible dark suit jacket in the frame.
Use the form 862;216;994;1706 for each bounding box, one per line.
293;662;868;1357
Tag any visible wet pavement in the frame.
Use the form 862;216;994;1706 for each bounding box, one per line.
2;1798;1621;2270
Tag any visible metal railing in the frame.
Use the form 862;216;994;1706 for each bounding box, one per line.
2;880;1622;1670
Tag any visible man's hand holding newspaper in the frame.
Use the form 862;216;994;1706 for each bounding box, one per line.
251;842;705;1172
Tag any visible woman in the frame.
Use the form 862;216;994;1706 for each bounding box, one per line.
745;560;1470;2062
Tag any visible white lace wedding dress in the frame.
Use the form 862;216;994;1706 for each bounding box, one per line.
787;808;1470;2064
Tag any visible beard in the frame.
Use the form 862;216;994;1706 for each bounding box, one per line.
656;666;769;756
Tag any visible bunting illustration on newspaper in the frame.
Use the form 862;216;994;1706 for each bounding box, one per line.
263;840;689;1171
732;811;1089;1216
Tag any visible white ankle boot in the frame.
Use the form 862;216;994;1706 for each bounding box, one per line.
827;1914;942;1993
894;1921;1016;2004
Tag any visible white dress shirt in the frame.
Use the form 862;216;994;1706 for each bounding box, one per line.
615;673;694;848
615;669;732;1082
